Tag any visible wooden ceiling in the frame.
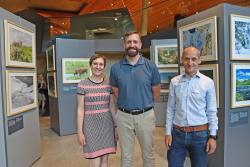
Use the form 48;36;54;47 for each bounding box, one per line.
0;0;250;36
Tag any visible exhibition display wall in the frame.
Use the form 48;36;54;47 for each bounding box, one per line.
47;39;95;135
48;38;170;134
177;3;250;167
151;39;178;126
0;7;40;167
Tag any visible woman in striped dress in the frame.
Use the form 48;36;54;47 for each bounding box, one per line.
77;54;117;167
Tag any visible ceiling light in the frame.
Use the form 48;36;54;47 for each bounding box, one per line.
156;25;159;28
62;22;65;25
114;17;118;21
148;1;151;4
110;3;113;6
162;11;165;14
50;25;53;28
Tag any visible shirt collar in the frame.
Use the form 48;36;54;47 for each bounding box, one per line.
122;54;144;65
181;70;201;81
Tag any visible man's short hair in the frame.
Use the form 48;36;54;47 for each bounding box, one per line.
182;46;201;57
124;31;141;40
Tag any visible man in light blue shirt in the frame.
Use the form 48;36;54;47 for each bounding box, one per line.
165;46;218;167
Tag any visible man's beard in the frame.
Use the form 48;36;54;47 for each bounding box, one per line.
125;47;140;57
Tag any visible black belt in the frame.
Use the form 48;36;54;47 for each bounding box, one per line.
118;106;153;115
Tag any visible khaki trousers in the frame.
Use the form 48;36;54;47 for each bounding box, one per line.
116;109;156;167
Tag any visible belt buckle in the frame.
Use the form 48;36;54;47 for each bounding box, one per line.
131;109;140;112
131;109;141;115
182;126;192;132
183;127;188;132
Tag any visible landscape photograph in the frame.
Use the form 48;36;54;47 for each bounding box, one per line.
5;20;35;67
62;58;91;83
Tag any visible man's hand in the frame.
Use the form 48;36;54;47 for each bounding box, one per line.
165;135;172;150
77;133;86;146
206;138;216;154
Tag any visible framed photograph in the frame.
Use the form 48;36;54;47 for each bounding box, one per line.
6;70;37;116
62;58;91;84
46;45;56;71
180;64;219;107
230;14;250;60
154;44;178;68
159;68;178;93
47;72;57;98
179;16;217;62
4;20;36;68
231;63;250;108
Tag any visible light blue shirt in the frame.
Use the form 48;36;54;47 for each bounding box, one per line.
166;71;218;136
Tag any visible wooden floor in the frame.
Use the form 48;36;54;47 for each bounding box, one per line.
32;116;191;167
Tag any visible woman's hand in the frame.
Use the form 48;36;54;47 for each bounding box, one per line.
77;133;86;146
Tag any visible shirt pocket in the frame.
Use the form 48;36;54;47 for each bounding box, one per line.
191;90;202;99
190;89;206;107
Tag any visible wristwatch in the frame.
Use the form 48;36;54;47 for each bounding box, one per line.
209;135;217;140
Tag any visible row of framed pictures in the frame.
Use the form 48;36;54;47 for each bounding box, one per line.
45;43;91;83
4;69;76;116
7;63;246;117
153;13;250;68
4;19;36;117
159;63;250;109
159;65;220;108
45;57;92;98
179;14;250;62
45;45;57;98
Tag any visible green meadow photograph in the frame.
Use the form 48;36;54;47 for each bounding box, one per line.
62;58;91;84
4;20;35;68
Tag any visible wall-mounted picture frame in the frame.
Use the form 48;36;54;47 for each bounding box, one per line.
179;16;217;62
230;14;250;60
180;64;219;107
4;20;36;68
46;45;56;71
231;63;250;108
47;72;57;98
6;70;37;116
159;68;178;93
62;58;91;84
154;44;178;68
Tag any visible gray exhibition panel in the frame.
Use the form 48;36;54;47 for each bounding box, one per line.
151;39;177;127
177;3;250;167
49;38;95;136
0;7;40;167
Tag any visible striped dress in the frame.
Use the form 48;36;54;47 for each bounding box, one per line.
77;78;116;159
